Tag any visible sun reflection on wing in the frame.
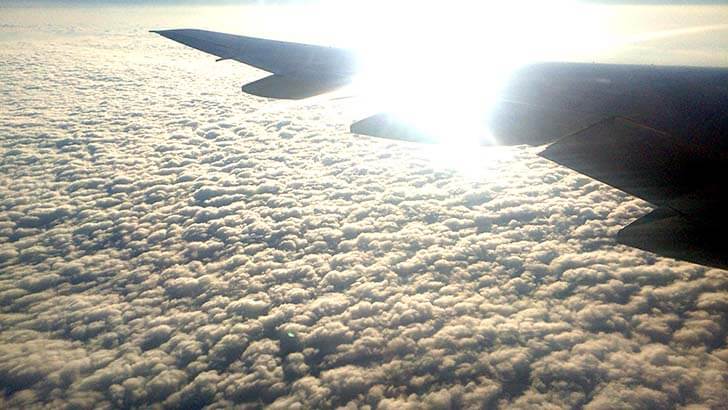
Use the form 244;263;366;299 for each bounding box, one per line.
315;0;611;174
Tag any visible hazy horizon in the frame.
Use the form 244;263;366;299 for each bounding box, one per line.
2;2;727;67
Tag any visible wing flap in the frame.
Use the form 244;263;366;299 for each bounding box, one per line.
350;113;441;144
242;74;347;100
617;207;728;270
350;101;602;146
539;117;719;206
487;101;604;146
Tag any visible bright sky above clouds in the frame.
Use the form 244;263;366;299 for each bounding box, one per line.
2;1;728;66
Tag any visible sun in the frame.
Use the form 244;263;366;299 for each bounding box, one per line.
310;0;608;174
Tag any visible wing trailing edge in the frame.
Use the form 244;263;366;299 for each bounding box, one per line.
539;117;722;208
617;207;728;270
350;101;603;146
540;117;728;269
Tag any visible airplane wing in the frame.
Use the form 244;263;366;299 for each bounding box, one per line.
152;29;355;99
153;30;728;269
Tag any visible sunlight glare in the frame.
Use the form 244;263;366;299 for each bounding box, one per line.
324;0;610;174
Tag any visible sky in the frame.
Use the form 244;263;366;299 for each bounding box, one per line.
2;1;727;66
1;2;728;409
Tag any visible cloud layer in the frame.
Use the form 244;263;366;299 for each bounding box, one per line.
1;7;727;409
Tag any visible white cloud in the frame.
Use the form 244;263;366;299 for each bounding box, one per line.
0;5;727;409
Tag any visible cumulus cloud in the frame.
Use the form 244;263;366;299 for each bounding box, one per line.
1;5;727;410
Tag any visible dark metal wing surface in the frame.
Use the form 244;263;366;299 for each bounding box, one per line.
152;29;356;99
